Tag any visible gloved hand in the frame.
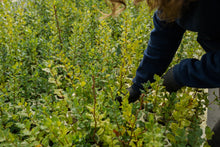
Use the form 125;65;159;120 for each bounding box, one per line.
116;86;141;105
162;68;183;93
116;67;183;104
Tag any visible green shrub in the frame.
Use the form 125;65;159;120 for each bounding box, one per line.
0;0;212;146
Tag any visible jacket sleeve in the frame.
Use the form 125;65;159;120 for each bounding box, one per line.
132;11;186;90
173;50;220;88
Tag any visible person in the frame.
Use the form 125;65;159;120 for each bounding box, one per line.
105;0;220;146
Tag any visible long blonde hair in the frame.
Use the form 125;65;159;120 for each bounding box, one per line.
103;0;196;21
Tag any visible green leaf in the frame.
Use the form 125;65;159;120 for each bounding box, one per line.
48;77;56;84
42;68;51;73
97;128;104;136
205;126;214;140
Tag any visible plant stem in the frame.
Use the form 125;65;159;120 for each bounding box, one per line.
52;131;65;146
13;77;16;114
92;75;98;144
53;5;63;49
128;94;144;145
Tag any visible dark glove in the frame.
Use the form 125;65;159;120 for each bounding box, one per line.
116;86;141;105
208;119;220;147
162;68;183;93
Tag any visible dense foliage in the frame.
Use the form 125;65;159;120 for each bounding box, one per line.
0;0;213;146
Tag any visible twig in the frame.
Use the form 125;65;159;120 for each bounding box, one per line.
53;5;63;49
209;96;220;106
92;75;98;144
52;132;65;146
128;94;144;145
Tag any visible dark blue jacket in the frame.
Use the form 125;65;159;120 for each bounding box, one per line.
132;0;220;90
